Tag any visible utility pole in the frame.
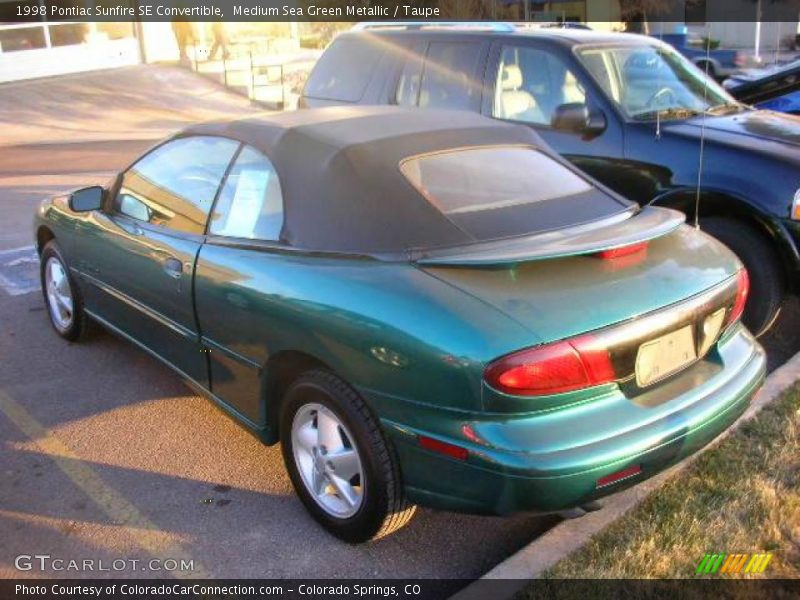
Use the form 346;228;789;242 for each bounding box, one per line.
754;0;762;63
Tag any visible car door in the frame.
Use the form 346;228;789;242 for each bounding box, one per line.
393;37;490;112
77;136;240;387
194;145;285;426
481;40;630;190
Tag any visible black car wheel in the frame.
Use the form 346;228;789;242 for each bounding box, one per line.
696;59;717;80
700;217;785;336
40;241;89;342
281;369;416;543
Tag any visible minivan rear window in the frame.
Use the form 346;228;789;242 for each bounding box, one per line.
303;38;383;102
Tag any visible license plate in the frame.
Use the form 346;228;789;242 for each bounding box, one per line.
636;325;697;387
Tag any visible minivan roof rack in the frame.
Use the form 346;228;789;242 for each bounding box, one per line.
351;22;517;33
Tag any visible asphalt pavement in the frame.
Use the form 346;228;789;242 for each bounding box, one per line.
0;66;558;585
1;64;797;586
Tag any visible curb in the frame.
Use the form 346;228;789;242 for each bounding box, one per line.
453;348;800;599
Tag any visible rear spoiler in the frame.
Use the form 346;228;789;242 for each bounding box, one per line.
411;207;685;266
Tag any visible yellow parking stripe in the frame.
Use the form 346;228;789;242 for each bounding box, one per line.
0;390;209;578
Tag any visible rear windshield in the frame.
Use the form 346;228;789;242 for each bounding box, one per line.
400;146;630;240
303;38;383;102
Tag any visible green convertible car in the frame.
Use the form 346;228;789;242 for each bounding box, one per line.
35;106;765;542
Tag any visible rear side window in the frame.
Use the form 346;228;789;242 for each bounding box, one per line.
114;136;238;235
304;37;383;102
416;42;483;110
209;146;283;241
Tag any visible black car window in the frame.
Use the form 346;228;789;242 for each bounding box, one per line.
303;37;383;102
209;146;284;241
493;45;585;125
417;41;482;110
114;136;238;234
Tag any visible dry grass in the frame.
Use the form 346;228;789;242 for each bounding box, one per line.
541;383;800;580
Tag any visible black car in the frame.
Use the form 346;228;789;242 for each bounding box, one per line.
300;23;800;336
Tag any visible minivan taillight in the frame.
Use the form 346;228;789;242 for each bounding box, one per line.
485;335;615;396
726;269;750;328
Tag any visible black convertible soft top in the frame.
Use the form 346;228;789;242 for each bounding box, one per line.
182;106;632;254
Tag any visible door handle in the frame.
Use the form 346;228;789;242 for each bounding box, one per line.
163;257;183;278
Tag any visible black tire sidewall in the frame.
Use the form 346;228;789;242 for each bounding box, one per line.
700;218;784;336
280;373;391;543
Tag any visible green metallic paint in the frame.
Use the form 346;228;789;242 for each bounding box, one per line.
423;226;740;345
192;242;534;421
34;187;766;516
382;325;765;514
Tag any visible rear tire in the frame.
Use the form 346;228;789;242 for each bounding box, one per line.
696;60;717;80
280;369;416;542
700;217;784;336
40;241;89;342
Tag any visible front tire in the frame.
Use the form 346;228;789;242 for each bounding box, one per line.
700;217;785;336
40;241;89;342
280;370;416;542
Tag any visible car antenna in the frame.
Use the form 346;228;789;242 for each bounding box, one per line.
694;24;712;229
656;22;664;139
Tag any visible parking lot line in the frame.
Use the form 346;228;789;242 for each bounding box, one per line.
0;389;210;578
0;245;39;296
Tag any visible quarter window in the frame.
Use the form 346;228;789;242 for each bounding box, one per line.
303;37;383;102
114;136;238;234
493;46;586;125
209;146;284;241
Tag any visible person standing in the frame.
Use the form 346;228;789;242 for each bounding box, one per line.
209;22;230;60
171;21;195;61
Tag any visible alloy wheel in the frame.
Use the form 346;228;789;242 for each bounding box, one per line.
44;257;73;332
291;402;365;518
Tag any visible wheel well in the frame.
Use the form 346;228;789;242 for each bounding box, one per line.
263;350;329;444
656;190;790;283
36;226;55;255
694;57;717;69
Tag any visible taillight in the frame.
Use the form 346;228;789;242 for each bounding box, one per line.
485;335;615;396
726;269;750;327
734;52;745;67
595;241;648;260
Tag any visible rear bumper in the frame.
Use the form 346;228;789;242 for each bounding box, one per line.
382;324;765;515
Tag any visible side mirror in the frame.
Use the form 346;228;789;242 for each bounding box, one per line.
69;186;104;212
551;103;607;137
